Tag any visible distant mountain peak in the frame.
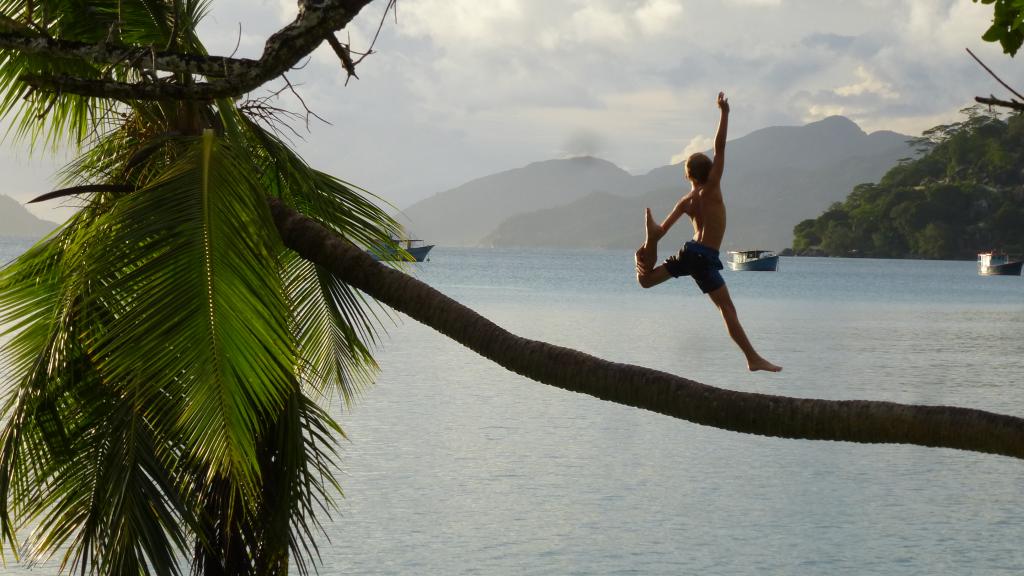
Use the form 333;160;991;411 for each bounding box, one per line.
525;155;624;171
563;155;611;164
0;194;57;238
867;129;905;139
805;115;865;135
401;115;914;249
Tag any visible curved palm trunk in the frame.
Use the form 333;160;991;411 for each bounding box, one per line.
269;199;1024;460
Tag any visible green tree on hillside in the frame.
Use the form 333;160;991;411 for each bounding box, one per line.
792;108;1024;258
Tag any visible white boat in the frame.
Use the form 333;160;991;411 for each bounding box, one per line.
977;252;1022;276
728;250;779;271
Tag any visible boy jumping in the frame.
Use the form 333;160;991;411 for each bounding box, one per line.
635;92;782;373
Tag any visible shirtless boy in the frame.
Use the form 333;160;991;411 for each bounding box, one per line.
635;92;781;373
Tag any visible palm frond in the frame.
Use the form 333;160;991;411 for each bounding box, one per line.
0;0;214;149
234;114;402;245
84;130;296;491
0;217;193;575
186;388;345;576
27;378;191;576
282;252;379;403
0;48;108;149
231;114;400;399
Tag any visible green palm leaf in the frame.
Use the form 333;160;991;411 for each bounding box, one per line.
85;130;296;490
0;219;193;576
234;114;403;249
0;0;211;148
283;252;379;402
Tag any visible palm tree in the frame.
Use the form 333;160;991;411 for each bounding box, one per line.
0;1;399;573
2;1;1024;574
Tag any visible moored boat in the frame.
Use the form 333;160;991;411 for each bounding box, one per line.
403;241;434;262
977;251;1023;276
373;238;434;262
728;249;779;271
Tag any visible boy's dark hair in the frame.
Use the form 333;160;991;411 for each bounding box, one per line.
685;152;713;184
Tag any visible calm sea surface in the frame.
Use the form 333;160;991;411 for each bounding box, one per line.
2;241;1024;575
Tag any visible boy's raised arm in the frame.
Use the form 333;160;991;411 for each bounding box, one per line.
659;194;691;234
707;92;729;184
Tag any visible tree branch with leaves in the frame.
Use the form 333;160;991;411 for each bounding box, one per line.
1;0;379;104
972;0;1024;111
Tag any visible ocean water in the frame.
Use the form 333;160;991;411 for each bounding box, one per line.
324;248;1024;576
2;241;1023;574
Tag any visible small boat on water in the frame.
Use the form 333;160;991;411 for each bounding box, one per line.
977;251;1023;276
373;238;434;262
728;250;779;271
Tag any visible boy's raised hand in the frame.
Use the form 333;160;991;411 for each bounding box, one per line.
717;91;729;113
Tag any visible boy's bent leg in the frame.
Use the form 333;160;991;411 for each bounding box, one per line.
706;284;782;372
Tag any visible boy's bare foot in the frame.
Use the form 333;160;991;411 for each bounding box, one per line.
635;208;660;275
644;207;661;245
748;357;782;373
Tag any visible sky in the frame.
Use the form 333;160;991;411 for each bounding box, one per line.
0;0;1017;223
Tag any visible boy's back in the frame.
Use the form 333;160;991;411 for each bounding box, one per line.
686;183;726;251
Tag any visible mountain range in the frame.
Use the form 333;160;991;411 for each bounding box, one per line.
0;194;57;238
399;116;915;251
0;116;915;251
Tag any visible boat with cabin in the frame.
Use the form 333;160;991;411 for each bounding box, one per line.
373;238;434;262
727;250;779;271
977;251;1023;276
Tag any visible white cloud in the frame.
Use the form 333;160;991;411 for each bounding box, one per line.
568;4;630;43
635;0;684;36
834;65;899;99
726;0;783;6
398;0;525;47
511;88;694;142
671;135;713;165
804;104;850;123
902;0;991;52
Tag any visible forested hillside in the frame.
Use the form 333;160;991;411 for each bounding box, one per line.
791;109;1024;259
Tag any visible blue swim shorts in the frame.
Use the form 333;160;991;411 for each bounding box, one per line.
663;240;725;294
